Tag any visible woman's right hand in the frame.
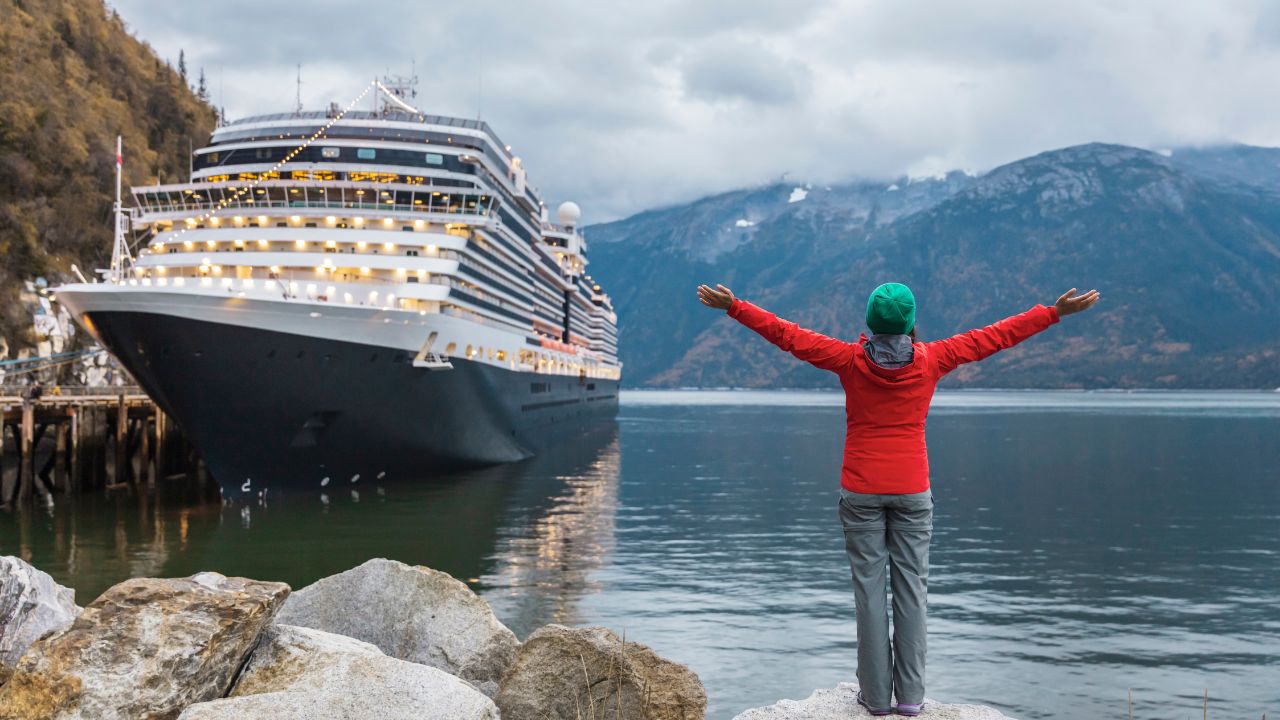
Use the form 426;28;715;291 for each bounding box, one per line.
697;284;736;311
1054;288;1101;317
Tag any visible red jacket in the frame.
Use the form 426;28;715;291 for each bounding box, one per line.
728;299;1060;494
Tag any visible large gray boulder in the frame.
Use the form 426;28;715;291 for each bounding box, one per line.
275;558;517;696
0;557;80;685
178;624;498;720
732;683;1014;719
0;572;289;720
495;624;706;720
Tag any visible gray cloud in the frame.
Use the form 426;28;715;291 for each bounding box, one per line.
680;36;813;106
111;0;1280;222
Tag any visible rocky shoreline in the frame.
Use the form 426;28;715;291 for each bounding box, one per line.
0;556;1012;719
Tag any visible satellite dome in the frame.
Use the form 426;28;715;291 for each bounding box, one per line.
557;201;581;226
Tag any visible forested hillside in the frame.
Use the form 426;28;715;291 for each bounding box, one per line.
0;0;215;354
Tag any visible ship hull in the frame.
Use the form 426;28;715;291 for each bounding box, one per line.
83;309;619;496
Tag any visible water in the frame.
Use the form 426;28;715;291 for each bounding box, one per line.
2;390;1277;719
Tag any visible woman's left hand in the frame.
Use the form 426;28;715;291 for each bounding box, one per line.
697;284;735;310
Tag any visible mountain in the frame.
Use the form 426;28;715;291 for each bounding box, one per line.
588;143;1280;389
0;0;216;356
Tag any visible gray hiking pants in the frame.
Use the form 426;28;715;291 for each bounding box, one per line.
838;488;933;708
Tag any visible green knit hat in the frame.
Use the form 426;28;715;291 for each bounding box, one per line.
865;283;916;335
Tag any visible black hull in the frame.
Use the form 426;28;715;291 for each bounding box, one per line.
87;311;619;495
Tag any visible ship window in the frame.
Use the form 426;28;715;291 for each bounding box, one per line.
208;152;219;163
321;147;340;159
357;148;376;160
305;222;317;228
425;153;443;165
406;250;418;257
255;148;272;159
445;342;457;356
406;277;419;283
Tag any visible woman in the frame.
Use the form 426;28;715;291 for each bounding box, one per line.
696;282;1099;716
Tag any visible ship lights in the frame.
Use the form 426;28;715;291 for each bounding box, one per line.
357;241;367;249
158;81;374;245
258;239;268;248
290;215;302;224
234;239;245;248
353;218;364;227
184;240;195;250
325;240;337;248
201;277;213;287
384;242;395;251
382;218;393;227
206;240;217;249
426;245;437;255
296;240;307;249
257;215;268;224
343;292;353;304
360;266;371;275
326;216;337;225
209;218;220;227
233;216;245;225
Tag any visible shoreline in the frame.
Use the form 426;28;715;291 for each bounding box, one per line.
1;556;1012;719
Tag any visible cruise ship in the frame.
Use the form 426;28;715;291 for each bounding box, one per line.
55;80;621;496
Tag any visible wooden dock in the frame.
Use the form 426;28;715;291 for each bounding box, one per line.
0;386;192;505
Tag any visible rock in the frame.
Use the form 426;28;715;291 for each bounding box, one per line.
0;572;288;720
275;558;517;695
495;624;706;720
732;683;1013;719
0;558;80;685
178;624;499;720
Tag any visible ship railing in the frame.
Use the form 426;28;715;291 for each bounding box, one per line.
133;180;497;219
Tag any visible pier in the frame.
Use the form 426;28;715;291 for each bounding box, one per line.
0;386;193;506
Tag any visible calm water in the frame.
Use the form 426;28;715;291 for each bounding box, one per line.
2;390;1278;719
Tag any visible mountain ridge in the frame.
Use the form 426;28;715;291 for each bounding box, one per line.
587;142;1280;389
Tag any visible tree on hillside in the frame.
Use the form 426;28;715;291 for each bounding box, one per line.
178;49;187;84
197;67;208;102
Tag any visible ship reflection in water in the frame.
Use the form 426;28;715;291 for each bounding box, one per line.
0;422;621;637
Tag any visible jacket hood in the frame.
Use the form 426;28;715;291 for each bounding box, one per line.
855;333;929;386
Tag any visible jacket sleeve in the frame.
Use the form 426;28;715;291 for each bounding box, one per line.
727;299;854;373
927;304;1059;376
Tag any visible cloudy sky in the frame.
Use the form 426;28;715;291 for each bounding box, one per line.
112;0;1280;222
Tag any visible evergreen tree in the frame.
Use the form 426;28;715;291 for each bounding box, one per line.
178;49;187;84
196;68;208;103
